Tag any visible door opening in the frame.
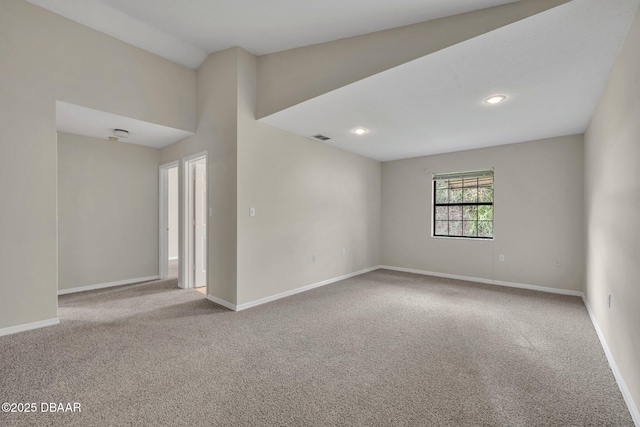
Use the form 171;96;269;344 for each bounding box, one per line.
159;161;179;280
183;152;208;295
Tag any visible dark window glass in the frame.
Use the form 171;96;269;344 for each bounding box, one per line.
433;173;493;239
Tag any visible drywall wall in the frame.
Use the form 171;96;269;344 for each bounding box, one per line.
168;167;179;260
382;135;584;291
256;0;570;118
0;0;195;330
159;47;381;307
159;48;238;303
238;49;381;306
57;132;160;290
584;5;640;417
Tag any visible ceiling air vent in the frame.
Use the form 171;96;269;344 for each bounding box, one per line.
311;134;331;141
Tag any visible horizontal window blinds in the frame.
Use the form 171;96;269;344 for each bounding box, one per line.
432;169;493;181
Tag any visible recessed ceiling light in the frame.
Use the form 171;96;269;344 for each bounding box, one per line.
352;127;369;135
484;95;507;105
113;129;130;138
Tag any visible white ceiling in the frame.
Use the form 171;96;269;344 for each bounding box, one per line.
32;0;640;160
56;101;194;149
27;0;518;69
261;0;640;161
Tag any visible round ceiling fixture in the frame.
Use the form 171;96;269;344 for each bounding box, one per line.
351;127;369;135
484;95;507;105
113;129;130;138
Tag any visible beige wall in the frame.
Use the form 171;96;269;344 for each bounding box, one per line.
159;47;381;307
256;0;570;119
382;135;584;291
168;167;179;260
160;48;238;303
57;133;160;290
585;6;640;415
238;49;381;306
0;0;196;329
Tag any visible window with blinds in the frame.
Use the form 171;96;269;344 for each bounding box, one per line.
433;169;494;239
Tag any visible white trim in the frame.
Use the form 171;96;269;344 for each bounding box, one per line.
168;256;179;261
206;294;237;311
182;151;208;291
57;276;160;295
159;166;168;279
379;265;583;297
159;161;179;280
182;151;209;163
582;296;640;426
55;131;60;321
0;318;60;337
235;266;380;311
181;157;188;289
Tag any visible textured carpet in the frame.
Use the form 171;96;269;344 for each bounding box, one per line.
168;259;178;278
0;269;633;426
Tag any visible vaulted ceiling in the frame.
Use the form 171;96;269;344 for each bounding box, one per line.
29;0;640;160
261;0;640;160
26;0;521;68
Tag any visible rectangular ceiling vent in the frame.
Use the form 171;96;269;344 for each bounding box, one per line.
311;134;331;141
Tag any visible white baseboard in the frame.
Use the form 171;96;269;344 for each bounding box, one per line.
582;296;640;426
168;256;178;261
0;318;60;337
206;294;237;311
378;265;584;297
235;266;380;312
57;275;160;295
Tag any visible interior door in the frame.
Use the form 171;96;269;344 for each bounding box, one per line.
194;161;207;287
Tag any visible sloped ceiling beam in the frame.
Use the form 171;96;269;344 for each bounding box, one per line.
257;0;571;119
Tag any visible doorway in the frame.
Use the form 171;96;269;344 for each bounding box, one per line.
159;161;179;280
183;152;208;294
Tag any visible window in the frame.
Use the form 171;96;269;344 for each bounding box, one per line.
433;169;494;239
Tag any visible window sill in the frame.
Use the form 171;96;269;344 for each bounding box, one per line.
431;235;494;241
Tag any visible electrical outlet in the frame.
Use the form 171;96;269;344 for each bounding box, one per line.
249;207;255;217
342;248;346;256
499;254;504;262
312;254;317;262
554;258;561;267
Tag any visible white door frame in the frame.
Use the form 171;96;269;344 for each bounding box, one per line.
159;160;179;280
183;151;208;291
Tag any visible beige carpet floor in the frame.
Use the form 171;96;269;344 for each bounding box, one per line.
168;259;178;279
0;269;633;426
